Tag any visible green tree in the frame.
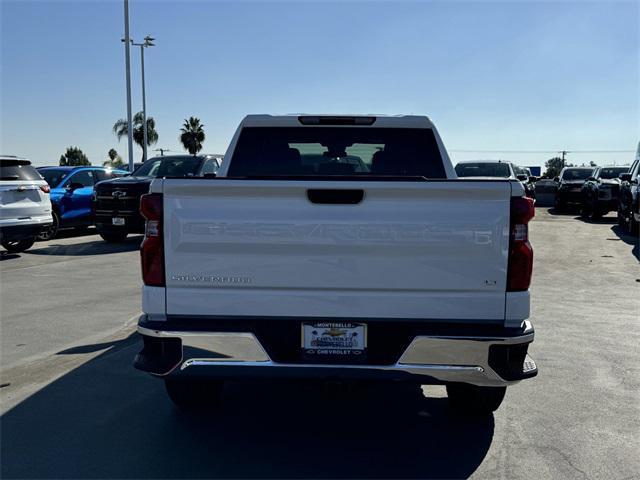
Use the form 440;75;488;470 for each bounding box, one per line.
59;146;90;166
113;112;159;158
543;157;573;179
180;117;205;155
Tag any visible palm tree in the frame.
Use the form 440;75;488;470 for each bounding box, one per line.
180;117;205;155
104;148;124;168
113;112;159;159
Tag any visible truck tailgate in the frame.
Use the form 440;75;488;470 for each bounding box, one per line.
161;179;512;321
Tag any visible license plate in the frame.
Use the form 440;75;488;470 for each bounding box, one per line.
112;217;125;226
302;322;366;356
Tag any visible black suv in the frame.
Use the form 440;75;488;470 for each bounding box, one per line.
93;155;220;242
580;166;630;219
554;167;594;211
618;158;639;234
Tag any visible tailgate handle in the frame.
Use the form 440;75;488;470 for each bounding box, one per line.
307;189;364;205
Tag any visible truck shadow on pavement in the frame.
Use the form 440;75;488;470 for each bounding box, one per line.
609;225;639;261
27;236;143;257
544;207;577;216
577;216;618;225
1;335;494;479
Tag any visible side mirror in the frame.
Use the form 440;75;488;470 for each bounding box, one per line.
619;173;632;182
516;174;529;182
586;176;596;182
554;177;560;183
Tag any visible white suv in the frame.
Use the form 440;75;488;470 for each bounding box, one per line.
0;156;53;253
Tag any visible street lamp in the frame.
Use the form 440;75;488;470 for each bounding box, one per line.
131;35;155;162
122;0;134;172
153;148;171;156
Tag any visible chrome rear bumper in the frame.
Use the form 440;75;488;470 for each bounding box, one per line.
135;320;536;387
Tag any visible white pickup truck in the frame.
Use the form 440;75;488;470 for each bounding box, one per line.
134;114;537;414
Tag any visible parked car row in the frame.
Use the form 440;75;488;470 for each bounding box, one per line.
554;163;639;233
453;159;638;235
0;154;222;252
2;150;636;255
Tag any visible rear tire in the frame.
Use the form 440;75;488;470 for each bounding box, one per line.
446;383;506;415
164;378;224;411
1;237;36;253
38;211;59;241
99;231;128;243
580;202;591;218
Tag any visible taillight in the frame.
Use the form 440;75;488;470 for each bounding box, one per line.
40;184;50;193
507;196;535;291
140;193;164;287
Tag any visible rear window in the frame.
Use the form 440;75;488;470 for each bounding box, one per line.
598;167;628;179
455;162;511;178
227;127;445;178
132;157;203;178
0;161;42;181
561;169;592;180
157;157;203;177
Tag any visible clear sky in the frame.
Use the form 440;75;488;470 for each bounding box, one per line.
1;0;638;168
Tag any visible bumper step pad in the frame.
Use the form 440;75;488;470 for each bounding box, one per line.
522;354;537;374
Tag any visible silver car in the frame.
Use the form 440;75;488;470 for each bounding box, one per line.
0;156;53;253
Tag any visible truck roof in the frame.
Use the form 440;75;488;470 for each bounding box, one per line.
240;114;435;129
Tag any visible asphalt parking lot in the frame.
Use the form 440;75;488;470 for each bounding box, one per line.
0;210;638;479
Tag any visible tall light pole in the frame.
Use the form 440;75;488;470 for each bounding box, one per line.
131;35;155;162
123;0;134;172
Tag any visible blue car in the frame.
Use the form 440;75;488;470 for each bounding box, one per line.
37;166;128;239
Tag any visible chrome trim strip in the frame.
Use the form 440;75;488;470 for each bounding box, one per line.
0;184;41;192
180;359;493;384
95;210;137;214
96;196;138;200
